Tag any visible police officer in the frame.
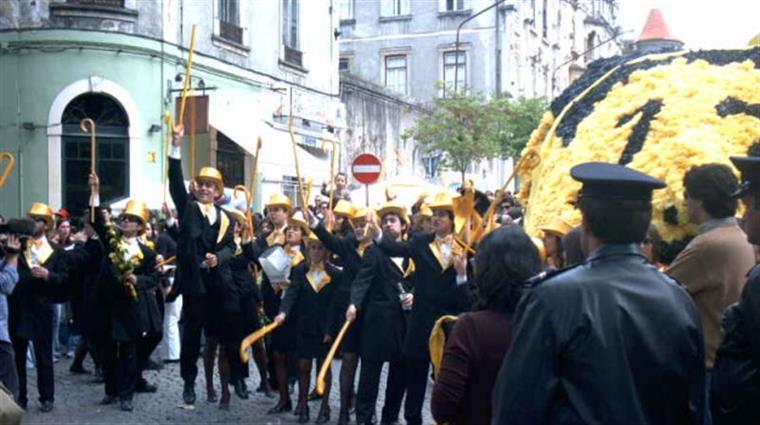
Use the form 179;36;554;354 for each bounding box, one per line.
710;152;760;423
491;162;706;424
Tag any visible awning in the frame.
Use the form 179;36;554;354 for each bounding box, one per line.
208;94;265;155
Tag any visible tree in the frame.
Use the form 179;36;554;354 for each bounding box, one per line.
404;93;547;184
489;96;547;158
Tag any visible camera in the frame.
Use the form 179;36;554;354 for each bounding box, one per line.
0;217;35;254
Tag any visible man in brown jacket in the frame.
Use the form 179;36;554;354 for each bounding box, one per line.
668;163;755;425
668;164;755;368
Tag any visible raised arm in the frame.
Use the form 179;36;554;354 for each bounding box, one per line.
168;125;190;220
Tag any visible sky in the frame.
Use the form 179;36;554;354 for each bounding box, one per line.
617;0;760;49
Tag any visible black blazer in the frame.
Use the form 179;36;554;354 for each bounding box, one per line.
280;261;342;340
64;237;106;334
378;233;473;359
9;239;68;340
168;157;235;297
350;243;411;362
91;207;161;341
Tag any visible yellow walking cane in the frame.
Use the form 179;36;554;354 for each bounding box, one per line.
80;118;97;222
315;319;353;395
0;152;16;189
240;322;281;363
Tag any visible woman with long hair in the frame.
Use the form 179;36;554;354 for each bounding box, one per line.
431;225;542;425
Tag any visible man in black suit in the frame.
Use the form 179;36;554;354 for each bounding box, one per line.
371;193;472;425
9;202;69;412
168;125;236;405
88;175;160;412
347;202;413;425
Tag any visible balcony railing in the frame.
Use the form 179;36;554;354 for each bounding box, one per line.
66;0;125;7
283;45;303;68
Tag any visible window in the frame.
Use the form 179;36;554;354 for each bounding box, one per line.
218;0;243;44
282;176;305;208
380;0;410;17
444;0;465;12
542;0;548;38
339;57;351;71
216;131;245;187
282;0;299;49
443;50;466;95
61;94;129;214
585;31;596;63
338;0;354;20
282;0;302;67
384;55;407;95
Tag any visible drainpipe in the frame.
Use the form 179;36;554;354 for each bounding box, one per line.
495;3;516;96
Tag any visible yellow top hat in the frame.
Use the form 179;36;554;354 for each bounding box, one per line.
195;167;224;196
530;236;547;263
28;202;55;228
350;207;375;224
304;232;322;247
288;211;311;235
123;199;150;224
427;192;455;212
376;202;409;224
333;199;355;219
539;217;573;238
224;207;247;225
266;194;293;212
419;205;433;218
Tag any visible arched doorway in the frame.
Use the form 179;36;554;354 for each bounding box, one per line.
61;93;130;214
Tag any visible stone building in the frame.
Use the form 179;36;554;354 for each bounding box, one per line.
0;0;345;216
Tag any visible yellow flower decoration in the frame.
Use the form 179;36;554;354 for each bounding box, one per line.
519;47;760;243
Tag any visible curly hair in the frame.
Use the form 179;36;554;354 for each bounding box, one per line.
473;226;542;314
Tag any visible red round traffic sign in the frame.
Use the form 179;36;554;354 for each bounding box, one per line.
351;153;383;185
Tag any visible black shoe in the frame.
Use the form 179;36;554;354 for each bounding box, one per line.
234;380;249;400
207;391;218;403
183;383;196;405
240;379;250;395
69;364;90;374
40;400;54;413
267;400;292;414
315;406;331;424
308;390;323;401
146;359;164;370
135;379;157;393
99;395;117;405
119;399;133;412
296;405;310;423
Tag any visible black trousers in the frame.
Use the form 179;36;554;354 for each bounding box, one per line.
179;295;207;385
355;359;406;425
102;339;137;401
0;341;19;400
137;331;162;373
403;356;430;425
11;331;54;405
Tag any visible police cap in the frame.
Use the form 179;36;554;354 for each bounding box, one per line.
729;155;760;197
570;162;665;201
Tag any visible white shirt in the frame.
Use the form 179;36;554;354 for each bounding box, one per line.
196;201;218;225
121;236;141;262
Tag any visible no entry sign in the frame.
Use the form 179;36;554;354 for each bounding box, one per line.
352;153;382;185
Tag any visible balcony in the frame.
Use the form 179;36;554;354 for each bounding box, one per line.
280;45;307;73
219;20;243;45
50;0;137;26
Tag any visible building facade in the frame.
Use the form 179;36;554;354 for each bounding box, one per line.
338;0;621;100
0;0;345;217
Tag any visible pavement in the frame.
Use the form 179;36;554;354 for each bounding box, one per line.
20;355;434;425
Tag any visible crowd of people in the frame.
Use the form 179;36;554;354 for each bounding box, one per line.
1;124;759;425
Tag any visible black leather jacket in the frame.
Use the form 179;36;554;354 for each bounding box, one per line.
492;244;705;425
711;264;760;424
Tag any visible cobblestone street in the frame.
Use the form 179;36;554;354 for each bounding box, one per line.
20;355;433;425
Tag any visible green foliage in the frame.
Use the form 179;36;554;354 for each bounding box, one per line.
403;93;547;181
